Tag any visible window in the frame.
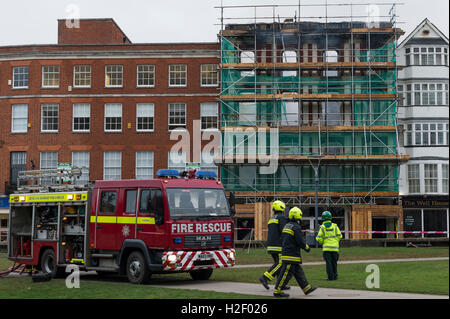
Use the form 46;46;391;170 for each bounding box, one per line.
40;151;57;170
105;65;123;87
239;102;257;125
125;190;137;214
136;151;154;179
42;65;60;88
201;148;218;174
424;164;438;193
13;66;29;88
200;64;218;86
100;191;117;214
200;102;218;130
136;103;154;132
397;85;404;106
137;65;155;87
240;51;255;77
139;189;156;215
168;103;186;130
41;104;59;132
104;151;121;180
323;50;338;77
73;103;90;132
407;164;420;193
442;164;448;193
72;151;90;184
169;64;187;87
405;46;449;66
10;152;26;185
168;150;186;172
11;104;28;133
40;151;57;185
104;103;122;132
73;65;91;88
405;123;448;146
404;82;448;106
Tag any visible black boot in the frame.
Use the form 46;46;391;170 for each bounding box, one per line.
259;276;269;290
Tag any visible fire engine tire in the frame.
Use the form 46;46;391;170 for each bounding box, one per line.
40;249;57;277
190;269;213;281
126;251;151;284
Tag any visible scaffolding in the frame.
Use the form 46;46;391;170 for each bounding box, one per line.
216;1;408;207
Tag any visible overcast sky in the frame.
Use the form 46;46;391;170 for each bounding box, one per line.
0;0;448;46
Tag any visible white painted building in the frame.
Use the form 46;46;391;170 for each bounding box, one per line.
397;19;449;238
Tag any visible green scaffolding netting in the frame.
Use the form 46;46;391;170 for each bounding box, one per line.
221;164;399;193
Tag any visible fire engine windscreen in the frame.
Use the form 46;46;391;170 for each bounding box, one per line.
166;188;230;219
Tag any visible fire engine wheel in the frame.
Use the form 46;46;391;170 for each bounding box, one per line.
190;269;213;281
40;249;57;277
126;251;151;284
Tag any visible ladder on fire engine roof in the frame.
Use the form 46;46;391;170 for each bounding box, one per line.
16;167;91;193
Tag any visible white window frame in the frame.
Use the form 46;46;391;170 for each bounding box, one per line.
200;102;218;130
137;64;155;88
407;164;421;194
41;104;59;133
40;151;58;170
11;104;28;133
104;103;122;132
442;164;449;194
424;163;438;193
73;65;92;88
136;103;154;132
73;103;91;132
12;66;29;89
41;65;60;88
169;64;187;87
136;151;154;179
104;151;122;180
168;103;186;131
72;151;90;184
168;150;186;172
105;65;123;88
200;64;218;87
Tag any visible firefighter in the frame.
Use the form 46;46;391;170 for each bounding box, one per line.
315;211;343;281
259;200;289;290
273;207;317;298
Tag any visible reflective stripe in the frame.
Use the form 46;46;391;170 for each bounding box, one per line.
267;246;282;252
268;219;279;224
323;246;339;249
302;284;312;293
90;216;116;223
90;216;155;225
274;264;291;294
281;255;301;262
282;228;294;235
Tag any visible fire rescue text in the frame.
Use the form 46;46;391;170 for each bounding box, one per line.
171;222;232;234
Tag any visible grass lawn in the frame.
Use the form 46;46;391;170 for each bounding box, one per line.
235;246;449;265
211;260;449;296
0;247;448;298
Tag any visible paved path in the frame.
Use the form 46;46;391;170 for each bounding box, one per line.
150;280;448;299
234;256;449;269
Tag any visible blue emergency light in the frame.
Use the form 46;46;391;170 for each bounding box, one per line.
156;169;179;178
195;171;217;179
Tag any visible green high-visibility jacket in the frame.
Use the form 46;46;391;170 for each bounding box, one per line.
315;222;342;252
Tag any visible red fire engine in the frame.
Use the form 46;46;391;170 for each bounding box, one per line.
8;167;236;284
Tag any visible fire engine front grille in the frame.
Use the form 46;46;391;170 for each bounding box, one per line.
184;234;221;248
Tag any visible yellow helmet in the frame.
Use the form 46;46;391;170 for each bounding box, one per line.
272;200;286;212
288;207;303;220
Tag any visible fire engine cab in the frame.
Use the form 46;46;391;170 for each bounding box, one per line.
8;167;235;284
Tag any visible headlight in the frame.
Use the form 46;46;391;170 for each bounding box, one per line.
228;251;235;260
167;254;177;262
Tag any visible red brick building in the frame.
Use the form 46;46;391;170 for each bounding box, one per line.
0;19;220;193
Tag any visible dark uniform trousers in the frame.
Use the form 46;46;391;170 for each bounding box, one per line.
323;251;339;280
273;261;313;295
263;253;283;281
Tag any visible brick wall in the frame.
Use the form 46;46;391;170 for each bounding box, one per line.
0;41;220;193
